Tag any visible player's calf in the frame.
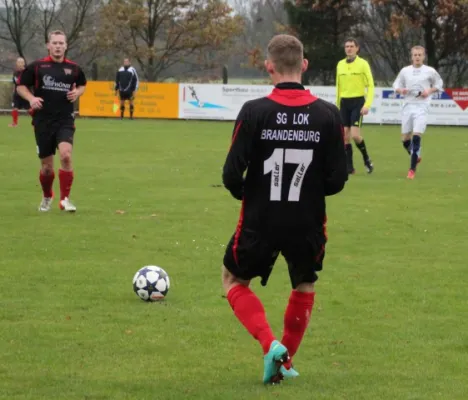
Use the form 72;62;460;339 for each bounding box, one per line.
353;136;373;174
223;267;280;381
39;164;55;212
10;109;19;127
402;139;411;154
39;159;55;208
58;142;75;203
410;135;421;171
401;133;412;155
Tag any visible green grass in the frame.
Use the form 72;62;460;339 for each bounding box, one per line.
0;116;467;400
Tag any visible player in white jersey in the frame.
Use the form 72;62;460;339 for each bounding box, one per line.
392;45;444;179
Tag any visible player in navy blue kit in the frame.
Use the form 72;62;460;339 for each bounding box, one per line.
221;34;348;384
9;57;30;127
115;58;139;119
17;30;87;212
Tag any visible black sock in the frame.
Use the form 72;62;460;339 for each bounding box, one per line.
130;105;134;118
355;139;370;162
403;139;411;155
410;135;421;170
120;105;125;118
345;143;354;171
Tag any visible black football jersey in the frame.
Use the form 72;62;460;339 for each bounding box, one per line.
222;82;348;233
18;56;86;118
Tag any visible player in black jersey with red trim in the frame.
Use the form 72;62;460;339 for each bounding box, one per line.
9;57;30;127
221;34;348;384
17;30;87;213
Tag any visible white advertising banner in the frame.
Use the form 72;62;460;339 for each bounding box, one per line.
178;84;273;120
379;87;468;126
178;83;468;126
304;86;382;124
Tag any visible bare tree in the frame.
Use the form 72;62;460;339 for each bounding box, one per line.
235;0;291;75
360;3;423;85
285;0;365;85
0;0;37;60
36;0;96;51
97;0;244;81
373;0;468;85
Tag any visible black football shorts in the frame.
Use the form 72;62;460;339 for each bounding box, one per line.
33;117;75;159
340;96;365;128
119;91;134;101
223;227;326;289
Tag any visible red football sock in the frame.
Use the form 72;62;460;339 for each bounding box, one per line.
12;109;18;125
39;170;55;198
227;285;276;355
281;291;315;362
59;169;74;200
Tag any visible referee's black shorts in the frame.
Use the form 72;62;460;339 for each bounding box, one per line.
119;91;134;101
340;96;365;128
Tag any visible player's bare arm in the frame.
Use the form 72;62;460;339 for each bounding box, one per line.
393;71;408;96
67;84;86;103
421;87;439;98
395;88;409;95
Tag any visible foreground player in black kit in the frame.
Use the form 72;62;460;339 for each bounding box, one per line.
221;34;348;384
17;30;86;212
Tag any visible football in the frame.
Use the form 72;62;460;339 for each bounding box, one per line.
133;265;170;301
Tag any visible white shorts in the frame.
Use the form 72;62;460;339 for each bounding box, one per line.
401;104;429;134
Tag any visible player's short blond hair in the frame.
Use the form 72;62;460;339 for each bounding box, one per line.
267;34;304;74
411;45;425;54
48;30;67;42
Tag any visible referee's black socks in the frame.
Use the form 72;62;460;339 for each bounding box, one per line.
355;139;370;162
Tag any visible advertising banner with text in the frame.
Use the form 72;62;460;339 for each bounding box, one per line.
79;82;179;119
79;82;468;126
379;87;468;126
178;84;381;125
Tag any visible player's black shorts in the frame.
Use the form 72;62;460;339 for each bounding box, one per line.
33;117;75;159
12;93;30;110
340;96;365;128
119;91;134;101
223;227;326;289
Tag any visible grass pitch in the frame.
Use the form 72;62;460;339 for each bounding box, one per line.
0;116;467;400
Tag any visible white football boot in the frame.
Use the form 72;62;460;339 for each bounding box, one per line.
59;197;77;212
38;196;54;212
